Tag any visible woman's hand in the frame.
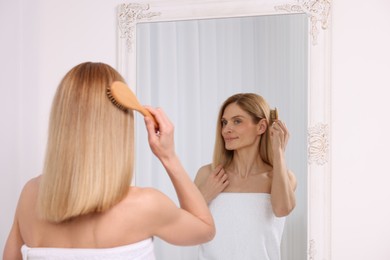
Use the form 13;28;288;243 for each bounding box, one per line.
269;120;289;153
195;165;229;204
144;107;175;162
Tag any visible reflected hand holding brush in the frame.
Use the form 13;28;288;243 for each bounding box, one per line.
107;81;158;129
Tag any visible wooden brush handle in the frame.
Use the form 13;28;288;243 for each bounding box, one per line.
139;107;158;128
271;107;278;122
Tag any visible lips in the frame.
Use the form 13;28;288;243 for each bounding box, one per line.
224;137;238;142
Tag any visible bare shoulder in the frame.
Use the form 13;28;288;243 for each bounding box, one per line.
122;187;176;212
17;176;41;210
22;176;40;193
194;164;212;185
121;187;181;229
197;164;213;174
122;187;159;204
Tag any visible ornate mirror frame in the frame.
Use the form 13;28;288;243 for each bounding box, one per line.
116;0;332;259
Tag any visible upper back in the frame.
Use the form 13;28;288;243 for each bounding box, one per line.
17;177;161;249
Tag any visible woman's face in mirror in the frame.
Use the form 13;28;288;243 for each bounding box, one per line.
221;103;261;151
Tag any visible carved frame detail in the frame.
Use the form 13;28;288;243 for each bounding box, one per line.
275;0;331;45
308;239;317;260
308;123;329;165
117;3;161;51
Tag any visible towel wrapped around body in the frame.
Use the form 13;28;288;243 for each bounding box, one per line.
198;193;285;260
21;238;155;260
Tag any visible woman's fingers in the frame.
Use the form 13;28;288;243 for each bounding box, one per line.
214;166;224;176
271;120;290;151
143;106;176;160
215;169;228;188
144;106;172;134
213;164;223;174
213;165;228;183
144;116;157;141
221;173;228;184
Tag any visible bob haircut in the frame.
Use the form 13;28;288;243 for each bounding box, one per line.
38;62;134;223
212;93;274;169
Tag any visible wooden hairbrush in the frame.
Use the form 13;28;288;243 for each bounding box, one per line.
107;81;158;128
270;107;278;123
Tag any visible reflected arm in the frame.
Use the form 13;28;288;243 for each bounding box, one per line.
270;150;297;217
269;120;297;217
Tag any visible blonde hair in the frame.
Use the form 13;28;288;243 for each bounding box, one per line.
38;62;134;223
212;93;274;169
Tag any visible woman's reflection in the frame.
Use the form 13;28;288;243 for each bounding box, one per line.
195;93;297;260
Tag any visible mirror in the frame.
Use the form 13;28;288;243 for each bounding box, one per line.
116;1;331;260
135;13;308;260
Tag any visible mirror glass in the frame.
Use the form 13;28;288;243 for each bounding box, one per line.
134;13;308;260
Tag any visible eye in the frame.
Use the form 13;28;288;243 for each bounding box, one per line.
221;119;227;127
233;119;242;125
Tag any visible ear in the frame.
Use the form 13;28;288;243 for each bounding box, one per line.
257;118;268;135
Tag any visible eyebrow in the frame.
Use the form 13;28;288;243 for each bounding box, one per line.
221;115;246;120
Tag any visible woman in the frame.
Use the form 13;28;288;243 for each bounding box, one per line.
3;62;215;260
195;93;296;260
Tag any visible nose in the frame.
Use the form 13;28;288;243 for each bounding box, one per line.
222;123;233;134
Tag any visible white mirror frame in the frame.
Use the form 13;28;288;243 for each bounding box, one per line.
116;1;332;259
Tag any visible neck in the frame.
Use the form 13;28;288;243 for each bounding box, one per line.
229;148;268;178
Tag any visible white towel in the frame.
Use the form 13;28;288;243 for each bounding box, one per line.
21;238;155;260
198;193;285;260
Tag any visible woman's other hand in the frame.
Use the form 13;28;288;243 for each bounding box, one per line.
195;165;229;204
269;120;289;152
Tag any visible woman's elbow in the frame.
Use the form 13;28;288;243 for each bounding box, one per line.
273;203;296;217
188;224;215;245
203;223;216;242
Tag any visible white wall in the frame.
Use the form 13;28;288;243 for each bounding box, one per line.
331;1;390;259
1;0;390;259
0;0;23;253
0;0;122;255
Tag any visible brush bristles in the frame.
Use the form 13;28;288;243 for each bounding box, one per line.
106;88;128;112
